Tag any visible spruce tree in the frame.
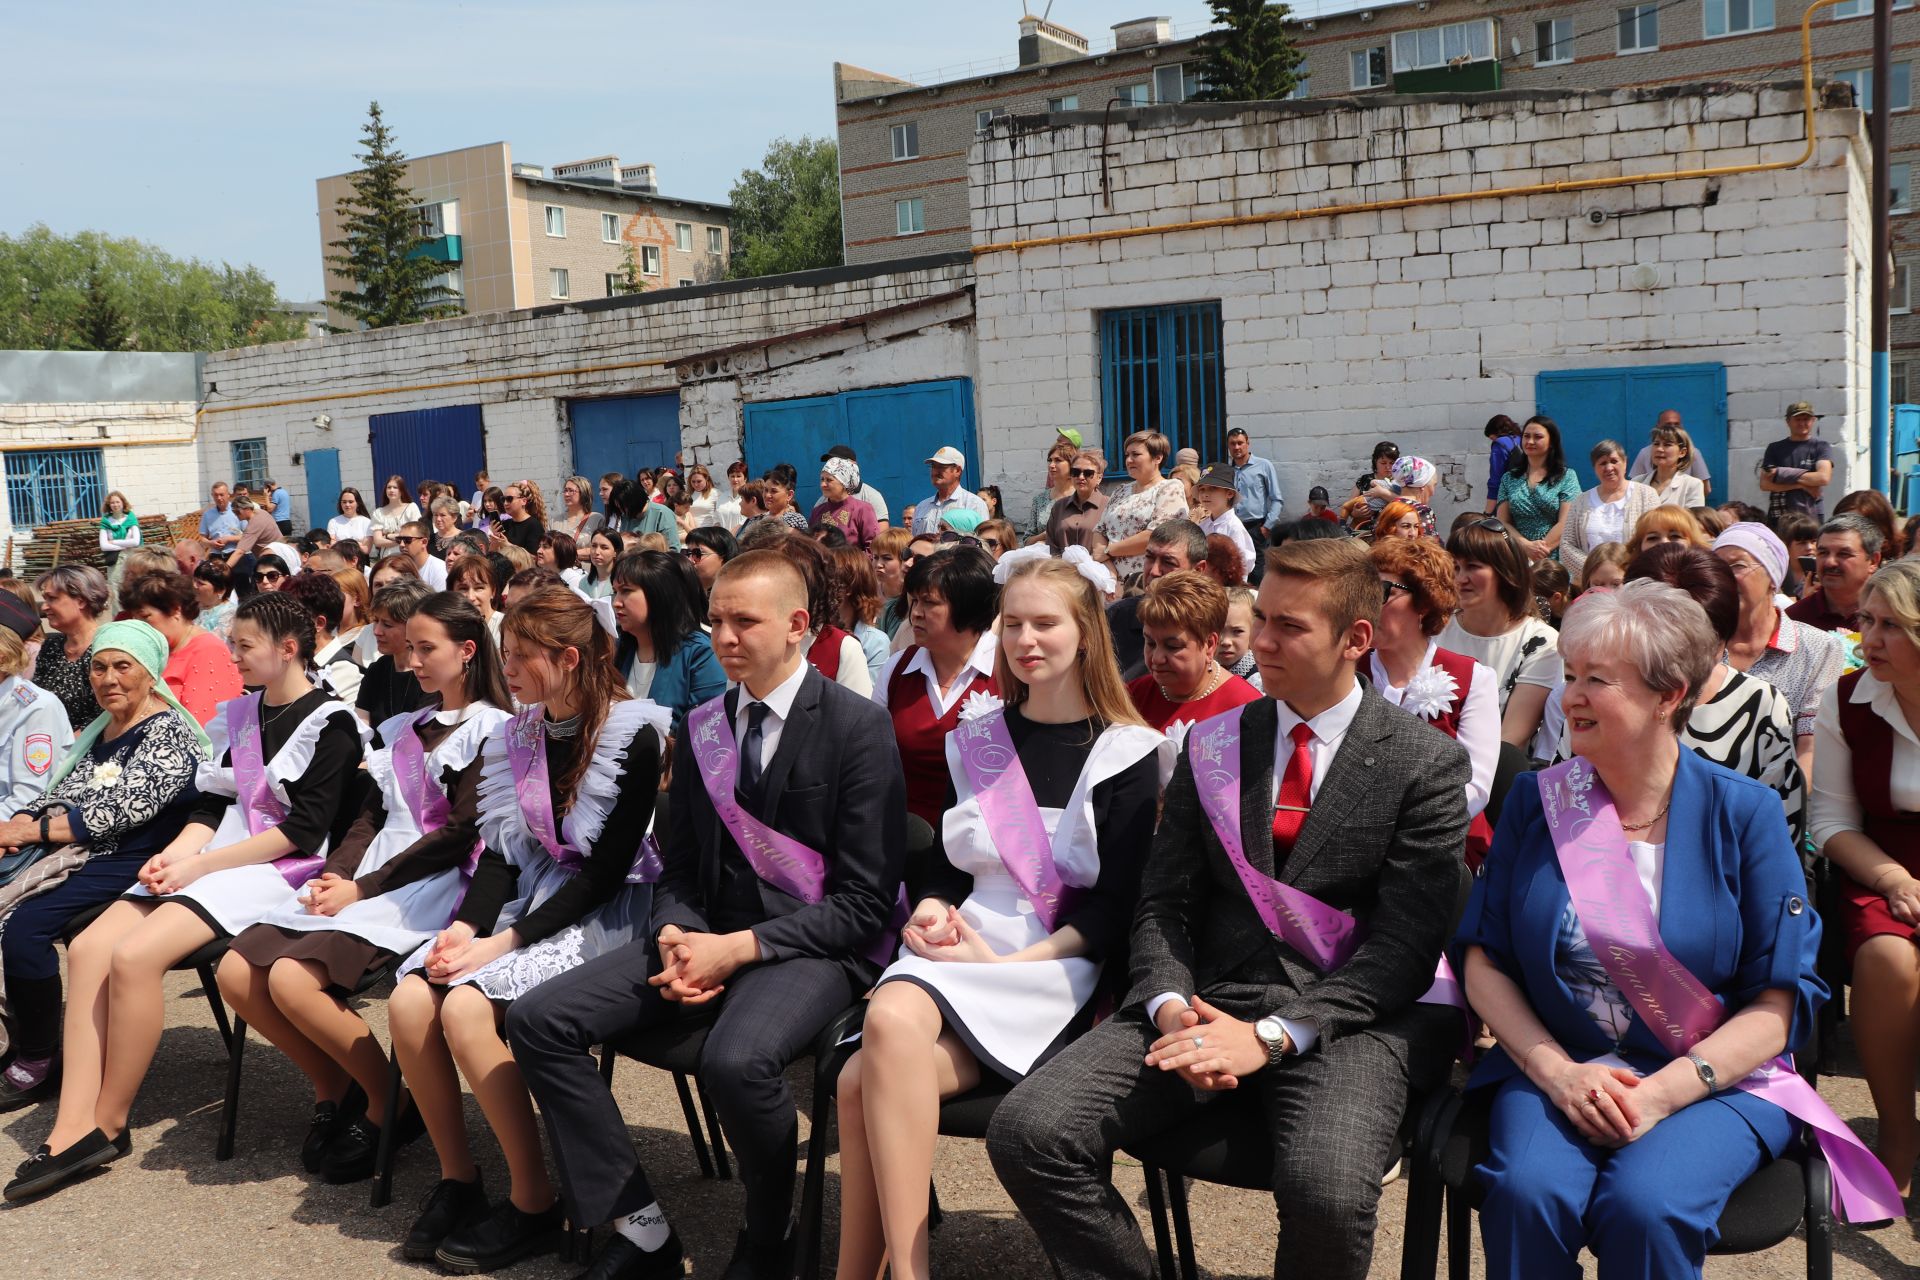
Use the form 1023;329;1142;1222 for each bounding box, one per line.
326;102;460;328
1193;0;1305;102
74;256;132;351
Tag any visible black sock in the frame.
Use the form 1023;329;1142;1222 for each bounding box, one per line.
11;975;64;1059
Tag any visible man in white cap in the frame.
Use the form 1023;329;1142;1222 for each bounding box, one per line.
910;446;989;535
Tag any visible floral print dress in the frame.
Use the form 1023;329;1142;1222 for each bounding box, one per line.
1096;478;1189;580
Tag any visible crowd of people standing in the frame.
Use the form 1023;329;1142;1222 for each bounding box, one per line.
0;411;1911;1280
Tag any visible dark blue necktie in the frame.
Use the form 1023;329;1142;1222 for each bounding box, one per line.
741;701;769;794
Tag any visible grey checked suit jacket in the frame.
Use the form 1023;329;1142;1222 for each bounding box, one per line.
1124;681;1471;1052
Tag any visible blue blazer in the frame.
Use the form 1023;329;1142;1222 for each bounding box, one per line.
1456;748;1825;1126
616;629;726;739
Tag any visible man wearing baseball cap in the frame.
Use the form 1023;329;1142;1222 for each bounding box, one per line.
910;446;989;536
1758;401;1833;521
819;445;892;525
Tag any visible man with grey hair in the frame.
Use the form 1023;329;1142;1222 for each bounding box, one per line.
1108;519;1210;680
1787;512;1884;634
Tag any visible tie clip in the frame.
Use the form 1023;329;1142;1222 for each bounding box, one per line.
1274;804;1312;814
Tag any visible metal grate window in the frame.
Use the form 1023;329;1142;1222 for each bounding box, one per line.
1098;303;1226;477
5;447;105;527
230;437;268;491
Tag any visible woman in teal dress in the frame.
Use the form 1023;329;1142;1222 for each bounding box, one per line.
1496;416;1582;562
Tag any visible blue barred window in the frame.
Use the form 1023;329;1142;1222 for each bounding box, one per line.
1098;302;1226;477
230;437;269;491
5;448;105;528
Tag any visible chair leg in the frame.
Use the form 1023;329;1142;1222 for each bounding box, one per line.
370;1052;403;1210
1398;1147;1443;1280
1803;1145;1834;1280
700;1080;732;1181
1141;1165;1175;1280
1445;1187;1473;1280
1167;1172;1198;1280
795;1074;833;1280
670;1073;716;1179
928;1179;943;1232
215;1016;247;1161
197;962;236;1050
598;1043;616;1087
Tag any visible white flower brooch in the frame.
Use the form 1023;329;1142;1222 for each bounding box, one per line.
1401;663;1459;721
957;689;1004;723
87;761;124;791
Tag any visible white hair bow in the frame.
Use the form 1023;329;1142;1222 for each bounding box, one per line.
991;542;1117;597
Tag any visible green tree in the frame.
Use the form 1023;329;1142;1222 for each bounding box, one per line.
0;226;306;352
1192;0;1305;102
325;101;460;328
726;136;843;279
75;256;131;351
614;240;646;295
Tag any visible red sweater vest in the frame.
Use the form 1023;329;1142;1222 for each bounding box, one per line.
807;625;850;681
887;644;997;823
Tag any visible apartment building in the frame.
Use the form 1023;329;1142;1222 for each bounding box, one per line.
836;1;1919;385
316;142;731;328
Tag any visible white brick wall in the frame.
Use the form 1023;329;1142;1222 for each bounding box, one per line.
968;87;1874;524
0;401;200;549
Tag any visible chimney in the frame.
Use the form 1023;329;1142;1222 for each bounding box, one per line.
1018;13;1089;66
1112;16;1173;49
619;163;657;193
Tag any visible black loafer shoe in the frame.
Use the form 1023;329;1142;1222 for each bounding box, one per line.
721;1226;793;1280
323;1099;427;1184
4;1128;130;1201
434;1198;565;1273
301;1082;366;1174
404;1175;488;1261
577;1230;685;1280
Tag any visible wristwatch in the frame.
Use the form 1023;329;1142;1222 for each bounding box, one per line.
1686;1051;1719;1096
1254;1017;1290;1068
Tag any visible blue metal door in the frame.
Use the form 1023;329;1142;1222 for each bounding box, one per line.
369;404;487;502
569;395;682;487
303;448;341;531
1534;364;1727;498
742;378;977;518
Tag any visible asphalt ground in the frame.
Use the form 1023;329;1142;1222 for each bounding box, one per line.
2;970;1916;1279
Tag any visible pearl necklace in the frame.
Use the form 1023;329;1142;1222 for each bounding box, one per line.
1159;663;1225;704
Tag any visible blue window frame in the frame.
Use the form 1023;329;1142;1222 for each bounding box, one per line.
5;447;105;528
1098;302;1226;477
230;437;269;491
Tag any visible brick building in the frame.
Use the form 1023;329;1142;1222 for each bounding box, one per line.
315;143;731;328
836;1;1917;387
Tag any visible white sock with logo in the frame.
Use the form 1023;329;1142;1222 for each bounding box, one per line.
614;1202;671;1251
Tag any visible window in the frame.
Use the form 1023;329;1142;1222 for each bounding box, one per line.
5;447;104;527
1895;360;1912;404
544;205;565;237
640;245;661;275
1350;46;1388;89
1894;162;1912;212
416;201;456;238
1392;19;1494;72
675;222;693;252
890;122;918;160
1099;303;1226;474
677;278;694;289
895;197;925;235
1704;0;1773;37
1116;82;1152;106
605;272;627;296
1894;263;1912;315
1617;5;1658;52
1835;64;1913;112
707;227;724;255
550;268;569;298
602;212;620;243
1047;94;1079;111
1287;75;1313;100
1535;18;1574;65
1833;0;1912;16
230;438;268;492
1153;62;1205;103
976;107;1009;132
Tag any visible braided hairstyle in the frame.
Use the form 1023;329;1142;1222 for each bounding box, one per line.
235;590;318;664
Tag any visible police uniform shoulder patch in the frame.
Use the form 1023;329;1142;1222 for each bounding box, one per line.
12;683;34;708
24;733;53;776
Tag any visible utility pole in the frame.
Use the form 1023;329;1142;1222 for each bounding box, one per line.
1871;0;1893;495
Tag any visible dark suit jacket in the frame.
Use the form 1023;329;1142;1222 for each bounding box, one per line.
656;664;907;983
1107;596;1147;683
1125;682;1470;1051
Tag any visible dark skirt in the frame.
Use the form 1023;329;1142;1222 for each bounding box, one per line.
229;923;396;995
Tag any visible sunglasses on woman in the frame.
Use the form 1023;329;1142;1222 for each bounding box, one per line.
256;569;285;584
1069;468;1099;479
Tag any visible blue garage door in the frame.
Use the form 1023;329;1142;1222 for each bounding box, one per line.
303;448;341;531
369;404;487;502
569;394;682;487
742;379;977;517
1534;364;1727;498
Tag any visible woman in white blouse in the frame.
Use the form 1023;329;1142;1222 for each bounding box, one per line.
368;475;421;559
682;464;719;531
1559;439;1659;585
1094;430;1188;581
327;488;373;547
1631;423;1708;509
1439;518;1563;752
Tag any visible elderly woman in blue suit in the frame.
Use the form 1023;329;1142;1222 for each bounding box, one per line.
1456;579;1837;1280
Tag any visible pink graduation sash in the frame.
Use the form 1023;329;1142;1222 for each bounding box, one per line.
1188;705;1464;1009
686;697;902;966
1539;758;1903;1224
227;695;324;889
392;711;488;911
952;708;1078;932
505;708;662;885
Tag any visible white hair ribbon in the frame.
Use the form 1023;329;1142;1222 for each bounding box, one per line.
991;542;1118;597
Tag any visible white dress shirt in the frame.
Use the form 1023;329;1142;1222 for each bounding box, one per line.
1368;643;1498;819
733;657;810;777
1809;672;1920;849
1146;682;1369;1056
1198;508;1258;580
871;630;999;714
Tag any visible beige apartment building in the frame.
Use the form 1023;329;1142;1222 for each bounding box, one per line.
836;1;1920;389
316;142;731;328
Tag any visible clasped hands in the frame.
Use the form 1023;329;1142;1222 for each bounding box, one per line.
1536;1056;1688;1147
1144;997;1269;1092
650;925;758;1004
137;845;206;896
299;872;363;917
899;897;1001;964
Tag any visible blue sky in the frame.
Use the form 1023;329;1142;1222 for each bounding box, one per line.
2;1;1244;301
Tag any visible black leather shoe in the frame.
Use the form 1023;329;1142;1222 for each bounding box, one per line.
0;1058;59;1112
720;1227;793;1280
576;1230;685;1280
301;1082;366;1173
434;1198;564;1273
404;1175;488;1261
4;1127;130;1201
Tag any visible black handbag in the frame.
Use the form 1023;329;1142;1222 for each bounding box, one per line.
0;844;53;889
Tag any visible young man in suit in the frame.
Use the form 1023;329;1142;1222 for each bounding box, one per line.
987;537;1470;1280
505;550;908;1280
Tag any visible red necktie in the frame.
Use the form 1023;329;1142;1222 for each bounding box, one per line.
1271;723;1316;855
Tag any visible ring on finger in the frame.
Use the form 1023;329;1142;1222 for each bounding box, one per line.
1586;1088;1601;1104
1192;1035;1205;1049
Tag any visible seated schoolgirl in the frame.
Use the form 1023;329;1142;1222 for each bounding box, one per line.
383;587;667;1272
7;593;365;1201
217;594;513;1184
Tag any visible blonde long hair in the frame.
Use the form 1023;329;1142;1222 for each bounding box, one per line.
993;557;1146;729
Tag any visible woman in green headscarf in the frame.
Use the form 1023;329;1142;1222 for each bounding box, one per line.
0;621;209;1113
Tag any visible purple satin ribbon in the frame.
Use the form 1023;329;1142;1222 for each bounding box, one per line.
227;695;322;889
506;707;661;884
393;711;487;913
952;708;1078;932
1539;758;1904;1224
1189;705;1462;1011
687;698;902;966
